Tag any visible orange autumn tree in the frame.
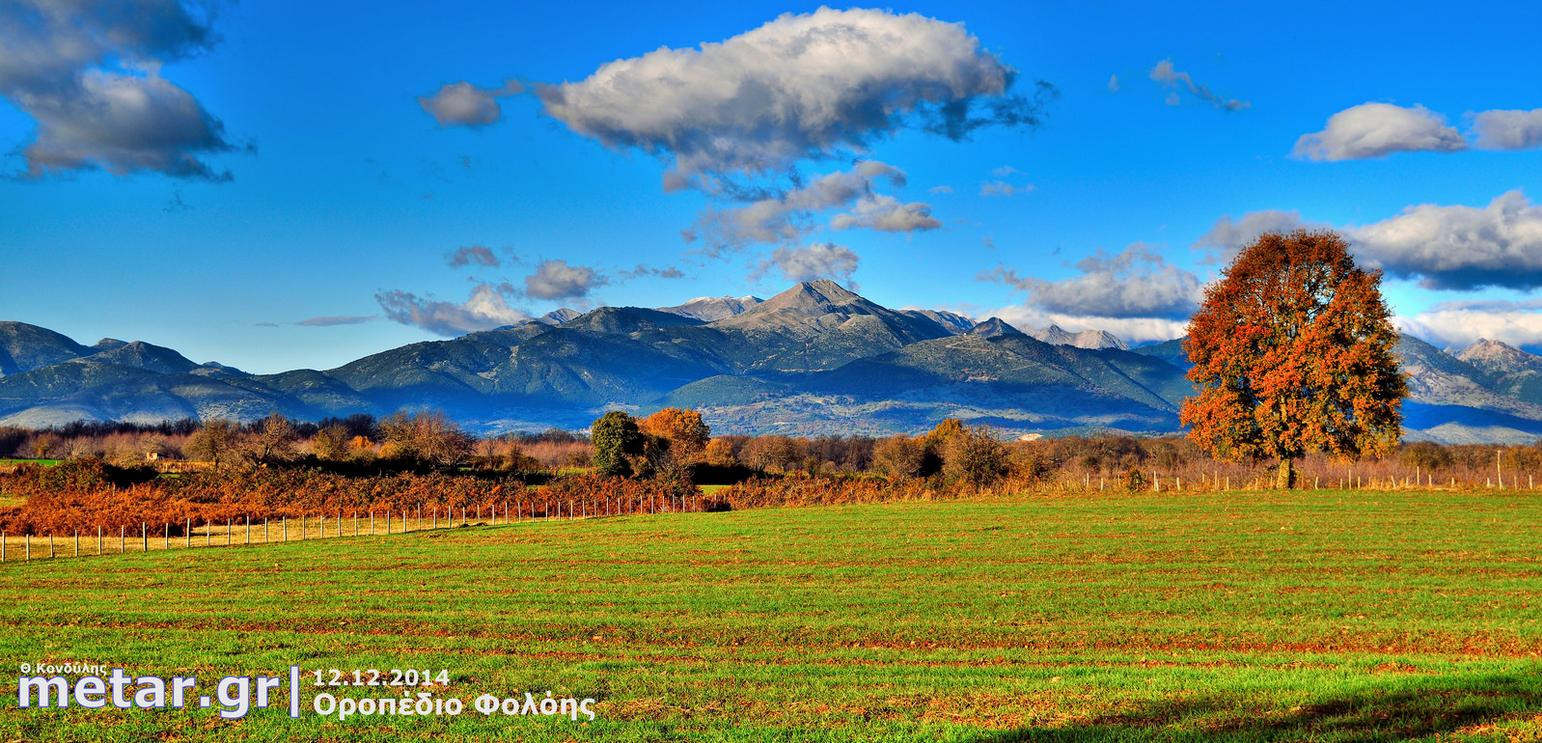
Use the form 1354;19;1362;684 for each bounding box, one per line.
639;408;711;465
1180;230;1407;489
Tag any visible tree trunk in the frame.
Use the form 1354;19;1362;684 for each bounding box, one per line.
1275;457;1297;490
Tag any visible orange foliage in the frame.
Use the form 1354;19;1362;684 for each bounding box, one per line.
1181;230;1406;483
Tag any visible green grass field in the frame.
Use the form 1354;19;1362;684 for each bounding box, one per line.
0;458;60;467
1;490;1538;741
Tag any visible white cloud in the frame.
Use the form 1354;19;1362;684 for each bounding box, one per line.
446;245;500;268
418;80;522;128
1198;191;1542;290
617;264;686;280
376;283;529;336
1349;190;1542;290
1193;209;1314;261
1107;74;1120;93
524;259;606;300
991;305;1188;345
0;1;238;179
1293;103;1464;161
982;243;1203;319
755;243;859;285
1148;59;1248;111
1471;108;1542;151
979;180;1034;197
535;7;1048;182
692;161;935;249
830;193;940;232
297;315;374;327
1396;299;1542;350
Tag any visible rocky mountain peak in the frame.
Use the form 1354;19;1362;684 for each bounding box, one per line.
967;317;1026;338
1459;338;1531;366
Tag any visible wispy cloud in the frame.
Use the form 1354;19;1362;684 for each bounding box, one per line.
446;245;500;268
1149;59;1248;111
297;315;375;327
689;161;936;251
376;283;528;336
980;180;1034;198
618;264;686;280
754;243;859;286
982;243;1203;320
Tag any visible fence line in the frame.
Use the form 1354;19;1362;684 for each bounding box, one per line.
0;494;706;565
3;468;1539;566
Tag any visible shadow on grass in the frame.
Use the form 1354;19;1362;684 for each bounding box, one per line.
979;673;1542;742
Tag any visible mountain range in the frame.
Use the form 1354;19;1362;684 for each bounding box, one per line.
2;280;1539;442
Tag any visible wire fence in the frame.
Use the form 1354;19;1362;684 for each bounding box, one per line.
0;495;704;565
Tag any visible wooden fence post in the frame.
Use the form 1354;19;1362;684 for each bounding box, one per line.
142;523;147;552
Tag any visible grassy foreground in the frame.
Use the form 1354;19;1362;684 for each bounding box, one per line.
1;490;1539;741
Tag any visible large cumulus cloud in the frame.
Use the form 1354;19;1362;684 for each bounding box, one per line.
0;0;239;179
535;7;1051;183
1349;190;1542;290
1197;191;1542;290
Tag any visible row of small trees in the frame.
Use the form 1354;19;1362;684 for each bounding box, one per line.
181;411;475;470
590;411;1013;487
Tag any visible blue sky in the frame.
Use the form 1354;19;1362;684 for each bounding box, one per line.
2;0;1540;372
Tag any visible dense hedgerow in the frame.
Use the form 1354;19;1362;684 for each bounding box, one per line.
0;462;692;535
